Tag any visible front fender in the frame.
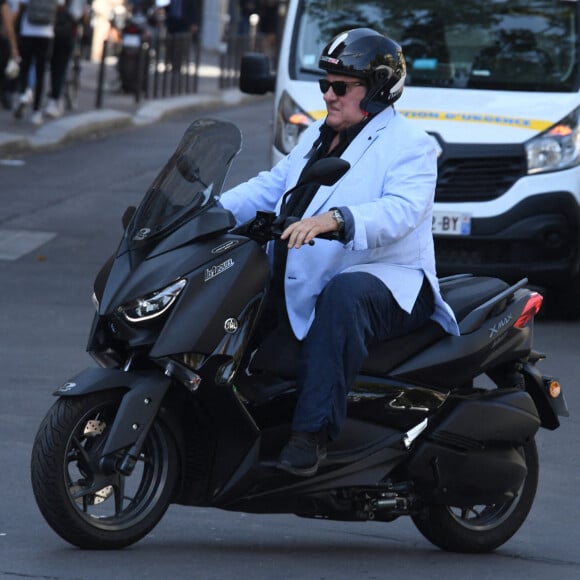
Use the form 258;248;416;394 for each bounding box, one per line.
55;367;171;460
55;367;136;396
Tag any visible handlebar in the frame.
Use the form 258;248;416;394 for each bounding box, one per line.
230;211;341;245
227;158;350;244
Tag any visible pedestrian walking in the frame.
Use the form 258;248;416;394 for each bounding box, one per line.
45;0;85;117
164;0;201;91
14;0;61;124
1;0;20;108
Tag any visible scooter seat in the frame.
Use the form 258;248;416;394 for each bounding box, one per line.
250;319;447;379
439;275;510;321
250;276;510;379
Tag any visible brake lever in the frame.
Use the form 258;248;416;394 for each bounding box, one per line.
230;211;278;244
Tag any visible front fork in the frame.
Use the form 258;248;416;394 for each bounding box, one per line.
55;367;172;475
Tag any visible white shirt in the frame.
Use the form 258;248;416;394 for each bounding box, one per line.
19;0;65;38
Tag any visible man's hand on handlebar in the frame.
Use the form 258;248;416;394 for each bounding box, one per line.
281;211;340;249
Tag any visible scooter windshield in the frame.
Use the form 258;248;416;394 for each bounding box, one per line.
126;119;242;249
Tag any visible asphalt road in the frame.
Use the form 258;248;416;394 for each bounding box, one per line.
0;98;578;579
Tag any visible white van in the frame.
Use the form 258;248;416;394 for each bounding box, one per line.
240;0;580;316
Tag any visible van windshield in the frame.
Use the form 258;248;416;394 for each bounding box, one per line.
294;0;578;92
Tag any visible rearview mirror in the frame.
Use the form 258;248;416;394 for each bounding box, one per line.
240;53;276;94
296;158;351;188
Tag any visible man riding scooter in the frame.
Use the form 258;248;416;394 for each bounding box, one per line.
220;28;459;476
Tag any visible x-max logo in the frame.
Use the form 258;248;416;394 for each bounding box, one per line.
204;258;234;282
489;314;513;338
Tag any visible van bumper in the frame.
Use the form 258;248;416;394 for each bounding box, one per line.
434;192;580;286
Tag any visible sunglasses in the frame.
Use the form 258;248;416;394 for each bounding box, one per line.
318;79;365;96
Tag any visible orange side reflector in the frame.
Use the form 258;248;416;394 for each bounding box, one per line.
514;292;543;328
548;379;561;398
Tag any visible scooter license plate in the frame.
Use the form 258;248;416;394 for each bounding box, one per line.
122;34;141;48
432;211;471;236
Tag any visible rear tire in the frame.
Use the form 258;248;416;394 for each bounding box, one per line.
412;439;538;553
31;390;179;549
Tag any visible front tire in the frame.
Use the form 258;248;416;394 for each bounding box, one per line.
412;439;539;553
31;390;179;549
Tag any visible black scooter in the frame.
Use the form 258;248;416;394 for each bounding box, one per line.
31;119;568;552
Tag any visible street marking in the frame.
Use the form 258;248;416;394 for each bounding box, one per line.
0;229;56;261
0;159;26;167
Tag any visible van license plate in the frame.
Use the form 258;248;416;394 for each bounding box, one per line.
432;212;471;236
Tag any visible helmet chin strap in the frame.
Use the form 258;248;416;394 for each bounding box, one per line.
359;65;403;115
360;91;388;115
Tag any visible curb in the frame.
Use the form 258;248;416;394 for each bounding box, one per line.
0;89;262;155
32;110;133;149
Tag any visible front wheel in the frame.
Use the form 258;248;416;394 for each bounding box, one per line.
31;390;179;549
412;439;539;553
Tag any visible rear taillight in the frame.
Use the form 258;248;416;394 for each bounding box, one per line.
514;292;543;328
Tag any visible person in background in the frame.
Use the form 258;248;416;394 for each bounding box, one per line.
0;0;20;108
164;0;200;90
164;0;200;35
45;0;85;117
14;0;62;124
1;0;19;60
237;0;256;35
257;0;277;59
220;28;459;477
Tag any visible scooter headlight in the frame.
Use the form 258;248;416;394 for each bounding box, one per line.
118;279;186;323
526;107;580;174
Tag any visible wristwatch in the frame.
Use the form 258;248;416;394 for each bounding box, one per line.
330;208;345;232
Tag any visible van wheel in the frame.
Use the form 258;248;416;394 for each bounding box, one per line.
411;439;538;553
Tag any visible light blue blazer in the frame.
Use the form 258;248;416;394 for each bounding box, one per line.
220;107;459;340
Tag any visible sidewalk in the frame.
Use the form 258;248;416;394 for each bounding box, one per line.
0;51;257;156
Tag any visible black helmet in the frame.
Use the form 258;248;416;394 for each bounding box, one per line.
319;28;406;114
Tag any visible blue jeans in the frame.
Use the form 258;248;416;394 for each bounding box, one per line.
292;272;434;439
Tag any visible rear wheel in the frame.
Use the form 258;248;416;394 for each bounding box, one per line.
412;439;538;553
31;390;179;549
